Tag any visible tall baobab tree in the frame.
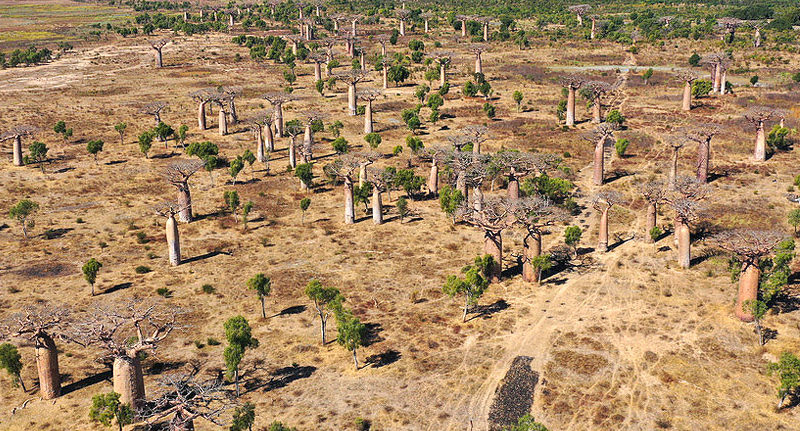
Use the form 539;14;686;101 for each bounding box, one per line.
2;304;74;399
378;57;389;89
583;80;614;123
329;13;345;32
190;89;215;130
716;56;732;95
79;300;183;412
263;92;295;137
676;71;698;112
421;12;434;33
461;124;489;154
335;69;369;116
751;21;764;48
713;229;785;321
592;190;626;252
470;44;486;75
638;179;667;240
456;15;469;37
144;374;236;431
568;4;590;26
247;110;274;162
685;124;720;184
375;33;391;56
324;154;367;224
718;17;743;44
284;34;302;55
301;110;325;163
208;93;228;136
668;176;708;268
744;107;781;162
140;101;168;126
560;75;585;127
150;39;170;68
422;146;450;196
589;15;599;39
302;18;315;41
510;197;569;283
221;86;241;125
350;15;361;37
309;51;327;82
285;119;304;169
366;167;394;224
666;135;686;189
446;151;490;205
432;51;453;89
456;197;514;282
701;52;728;94
585;123;617;186
163;160;205;223
492;151;557;199
397;9;412;36
476;17;492;41
1;125;37;166
358;88;382;134
154;201;184;266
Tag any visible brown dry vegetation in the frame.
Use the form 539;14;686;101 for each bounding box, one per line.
1;1;800;430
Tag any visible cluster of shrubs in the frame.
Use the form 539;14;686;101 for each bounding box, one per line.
0;46;52;68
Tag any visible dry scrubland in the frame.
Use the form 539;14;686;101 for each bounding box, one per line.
1;2;800;430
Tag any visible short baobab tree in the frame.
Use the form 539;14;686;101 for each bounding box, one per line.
78;300;183;411
284;34;302;56
510;197;569;283
263;92;295;137
209;93;229;136
592;190;626;252
676;71;698;112
335;69;369;116
300;110;325;163
568;4;591;26
583;80;615;123
324;154;365;224
154;201;185;266
684;123;720;183
432;51;453;89
309;51;327;82
458;124;489;154
366;167;394;224
457;197;515;281
144;374;236;431
375;33;391;56
470;44;486;75
476;17;492;41
744;107;782;161
190;89;216;130
285;120;304;168
358;88;382;134
163;160;205;223
421;12;434;33
245;110;274;162
1;125;37;166
2;304;74;399
456;14;470;37
752;21;764;48
140;101;168;126
713;229;784;321
585;123;617;186
638;179;667;240
397;9;412;36
421;145;450;195
718;17;743;44
700;52;729;94
560;75;585;127
667;176;709;268
492;151;556;199
150;39;170;68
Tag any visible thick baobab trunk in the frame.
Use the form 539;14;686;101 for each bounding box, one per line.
719;70;727;95
522;232;542;283
348;83;357;116
484;231;502;282
598;208;609;252
675;218;690;269
113;355;145;411
35;334;61;399
166;215;180;266
475;54;482;75
425;19;429;33
183;11;188;21
358;163;368;187
682;81;691;111
303;125;313;161
754;29;761;48
265;125;274;152
473;186;484;211
364;100;373;134
593;138;604;186
275;105;284;137
314;62;322;82
645;202;656;241
177;183;193;223
669;149;679;189
507;174;520;199
400;20;406;36
13;136;23;166
288;137;296;168
590;19;596;39
372;187;383;225
566;86;576;126
155;48;163;68
198;101;207;130
456;171;468;202
382;67;388;89
218;109;227;136
360;51;365;70
256;127;266;163
344;178;355;224
440;63;446;88
461;20;467;37
735;263;759;322
754;122;766;161
713;64;721;93
696;140;710;183
577;14;583;26
351;20;357;37
229;100;238;125
483;24;489;41
428;162;439;195
592;98;602;123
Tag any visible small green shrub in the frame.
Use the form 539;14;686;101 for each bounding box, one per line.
135;265;152;274
201;284;216;294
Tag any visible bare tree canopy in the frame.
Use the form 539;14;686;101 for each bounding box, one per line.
149;39;170;50
154;200;186;218
560;74;586;88
357;88;382;101
1;303;72;341
163;160;205;185
0;125;38;141
712;229;785;260
591;190;627;210
334;69;369;84
144;374;237;429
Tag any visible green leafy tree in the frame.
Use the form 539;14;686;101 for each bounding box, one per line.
365;132;382;149
564;226;582;258
229;156;245;185
443;256;491;322
268;422;297;431
224;190;241;221
692;80;712;98
463;81;478;97
750;75;759;86
154;122;175;150
86;139;104;164
230;402;256;431
223;315;259;397
335;309;366;370
328;120;343;137
615;138;630;156
9;199;38;239
387;64;410;86
396;196;409;222
405;135;424;154
688;52;701;66
114;122;127;146
88;392;133;431
0;343;25;391
606;110;625;127
138;130;154;158
530;254;553;284
502;414;549;431
23;141;48;173
354;182;373;214
332;137;349;154
649;226;663;243
439;185;464;223
767;125;792;152
789;209;800;236
483;103;496;119
177;124;189;148
295;163;313;190
512;90;523;111
743;299;768;345
315;79;325;96
83;258;103;296
242;201;254;228
768;352;800;409
300;197;311;224
642;68;654;85
247;273;272;318
415;84;429;103
427;93;444;111
54;121;73;143
394;169;424;200
304;279;343;344
424;68;438;86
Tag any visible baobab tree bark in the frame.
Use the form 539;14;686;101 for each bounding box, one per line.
400;20;406;36
314;61;322;82
682;81;692;111
645;202;657;238
197;100;207;130
522;231;542;283
382;66;388;89
566;84;578;126
754;120;766;161
372;187;383;225
348;83;357;116
13;136;22;166
735;263;759;322
176;183;192;223
592;99;602;123
344;178;355;224
676;218;691;268
507;170;520;199
303;125;313;162
364;99;373;134
35;334;61;399
593;136;605;186
166;215;180;266
113;354;146;411
288;136;296;168
440;63;446;88
696;140;710;183
484;230;502;282
598;207;609;252
428;162;439;195
474;52;482;74
218;108;228;136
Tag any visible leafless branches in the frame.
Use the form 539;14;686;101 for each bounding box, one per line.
0;125;38;141
744;106;783;126
712;229;785;261
140;101;168;124
150;39;170;50
456;196;515;232
357;88;382;101
676;70;698;83
334;69;369;84
2;303;72;342
154;200;186;218
591;190;626;211
560;74;586;89
144;374;236;429
163;160;205;186
638;179;667;204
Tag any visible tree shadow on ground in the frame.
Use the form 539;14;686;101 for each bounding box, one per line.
262;365;316;392
182;250;230;264
61;370;112;395
363;323;383;347
272;305;306;318
364;350;401;368
605;169;633;184
42;227;73;240
148;361;185;375
105;160;127;165
470;299;510;321
607;234;634;251
103;282;132;295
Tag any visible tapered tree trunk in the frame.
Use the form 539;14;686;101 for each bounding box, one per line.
473;186;483;211
696;139;710;183
155;48;163;68
593;139;604;186
483;24;489;41
566;86;576;126
352;349;359;370
303;125;313;161
682;81;691;111
456;171;468;201
735;262;759;322
198;101;207;130
218;109;227;136
351;20;357;37
522;231;542;283
598;208;609;252
382;67;388;89
676;218;690;269
275;105;284;137
360;51;365;70
348;83;357;116
507;174;519;199
461;20;466;37
35;333;61;399
256;126;266;163
314;62;321;82
177;183;193;223
669;149;679;189
13;136;22;166
592;98;601;123
719;70;727;95
288;137;296;168
440;63;446;88
484;230;502;282
754;122;766;161
400;20;405;36
229;99;238;125
590;19;596;39
428;162;439;195
475;54;482;75
713;64;721;93
425;19;429;33
645;202;656;241
229;14;234;27
166;215;180;266
754;29;761;48
344;178;355;224
364;100;373;134
265;124;274;152
113;355;145;411
577;14;583;26
372;187;383;225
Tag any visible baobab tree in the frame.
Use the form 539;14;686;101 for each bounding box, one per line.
510;197;569;283
583;80;614;123
1;125;37;166
492;151;557;199
700;52;728;94
79;300;183;412
713;229;785;322
358;88;382;134
667;175;708;268
638;180;667;241
209;93;229;136
432;51;453;89
245;110;274;163
301;110;325;163
589;15;599;39
397;9;412;36
666;135;686;189
150;39;170;68
568;4;590;26
309;51;327;82
340;32;357;57
422;145;450;195
470;44;486;75
350;15;361;37
751;21;764;48
154;201;184;266
456;14;470;37
744;106;782;161
375;33;391;56
447;151;490;206
163;160;205;223
718;17;743;44
461;124;489;154
221;86;241;125
285;119;304;169
560;75;585;127
190;89;215;130
378;57;389;89
324;154;366;224
329;12;345;32
476;17;492;41
263;92;295;137
366;167;394;225
144;374;236;431
584;123;617;186
592;190;626;252
684;123;720;183
676;70;698;112
140;101;168;126
456;197;514;282
2;304;73;399
335;69;369;116
421;12;434;33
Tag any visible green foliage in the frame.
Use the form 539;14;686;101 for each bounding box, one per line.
396;196;409;221
354;182;373;213
86;139;104;163
513;90;523;111
247;273;271;317
761;239;796;306
295;163;314;188
642;68;653;84
365;132;382;149
82;258;103;292
564;226;582;256
332;137;349;154
750;75;759;85
138;130;154;157
649;226;663;242
767;352;800;408
606;109;625;126
394;169;425;200
556;99;567;122
305;279;344;344
408;39;424;52
229;156;244;184
691;80;712;98
89;392;133;431
483;103;496;119
688;52;700;67
176;124;188;147
328;120;343;137
335;309;366;368
405;135;424;154
501;414;549;431
268;422;298;431
23;141;48;172
463;81;478;97
439;185;464;223
387;64;410;85
0;343;23;387
223;315;259;386
443;256;492;321
9;199;38;238
315;79;325;96
531;254;553;281
155;287;173;298
230;402;256;431
153;122;174;143
520;174;574;204
224;190;240;217
427;93;444;111
202;284;216;294
415;84;429;103
767;125;792;152
134;265;151;274
392;145;403;156
615;138;630;156
788;209;800;235
439;82;450;96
